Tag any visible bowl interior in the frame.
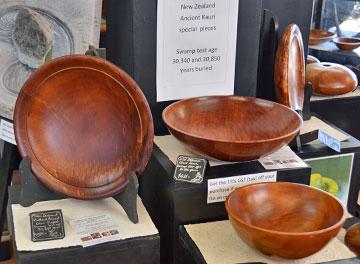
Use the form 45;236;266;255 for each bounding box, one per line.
227;182;344;233
163;96;301;142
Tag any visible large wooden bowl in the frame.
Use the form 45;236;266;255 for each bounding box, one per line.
306;62;358;96
309;29;335;45
14;55;154;200
225;182;345;259
162;96;302;161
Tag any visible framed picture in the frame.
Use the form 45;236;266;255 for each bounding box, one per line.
0;0;102;120
305;153;354;208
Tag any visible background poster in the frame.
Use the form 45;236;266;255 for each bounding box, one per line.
305;153;354;207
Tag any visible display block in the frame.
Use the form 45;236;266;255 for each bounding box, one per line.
178;218;360;264
7;188;160;264
139;144;311;264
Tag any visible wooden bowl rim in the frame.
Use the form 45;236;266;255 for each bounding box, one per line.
333;37;360;45
163;96;303;144
225;182;345;236
13;54;154;199
310;29;336;39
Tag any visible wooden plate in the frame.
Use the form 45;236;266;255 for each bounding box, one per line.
163;96;302;161
14;55;153;200
275;24;305;112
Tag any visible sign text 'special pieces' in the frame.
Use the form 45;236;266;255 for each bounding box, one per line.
174;155;207;184
30;209;65;242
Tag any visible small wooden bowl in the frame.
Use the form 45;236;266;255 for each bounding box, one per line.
163;96;302;161
333;37;360;51
307;55;320;65
309;29;335;45
345;223;360;257
306;62;358;96
226;182;345;259
14;55;154;200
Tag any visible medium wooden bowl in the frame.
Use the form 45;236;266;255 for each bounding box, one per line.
333;37;360;51
309;29;335;45
162;96;302;161
14;55;154;200
226;182;345;259
306;62;358;96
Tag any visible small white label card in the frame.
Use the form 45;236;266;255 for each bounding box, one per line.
207;171;277;204
0;119;16;145
258;146;308;170
156;0;239;101
318;129;341;152
69;214;121;247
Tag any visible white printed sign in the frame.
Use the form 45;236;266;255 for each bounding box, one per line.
207;171;277;204
259;146;308;170
69;214;121;247
0;119;16;145
156;0;239;101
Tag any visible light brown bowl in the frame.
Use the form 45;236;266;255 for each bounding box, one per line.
162;96;302;161
14;55;154;200
309;29;335;45
225;182;345;259
307;55;320;65
333;37;360;51
306;62;358;96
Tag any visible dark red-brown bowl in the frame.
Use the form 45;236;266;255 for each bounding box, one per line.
333;37;360;51
162;96;302;161
226;182;345;259
309;29;336;45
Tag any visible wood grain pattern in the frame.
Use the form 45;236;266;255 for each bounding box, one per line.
14;55;154;200
274;24;305;112
306;62;358;96
309;29;335;45
345;223;360;257
225;182;345;259
163;96;302;161
333;37;360;51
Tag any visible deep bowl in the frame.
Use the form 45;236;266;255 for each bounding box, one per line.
333;37;360;51
309;29;335;45
162;96;302;161
225;182;345;259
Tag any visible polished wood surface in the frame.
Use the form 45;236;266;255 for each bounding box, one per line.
333;37;360;51
275;24;305;112
225;182;345;259
307;55;320;65
309;29;335;45
14;55;154;200
306;62;358;96
163;96;302;161
345;223;360;257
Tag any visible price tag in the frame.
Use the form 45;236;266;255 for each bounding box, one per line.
0;119;16;145
30;210;65;242
174;155;207;184
207;171;277;204
318;129;341;152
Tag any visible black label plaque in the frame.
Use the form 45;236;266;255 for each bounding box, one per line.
30;209;65;242
174;155;207;184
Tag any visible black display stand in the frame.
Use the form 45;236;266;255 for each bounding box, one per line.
178;218;360;264
6;187;160;264
18;156;139;224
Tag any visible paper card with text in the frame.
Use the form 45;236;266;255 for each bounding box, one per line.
258;146;308;170
0;119;16;145
69;214;121;247
156;0;239;101
207;171;277;204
